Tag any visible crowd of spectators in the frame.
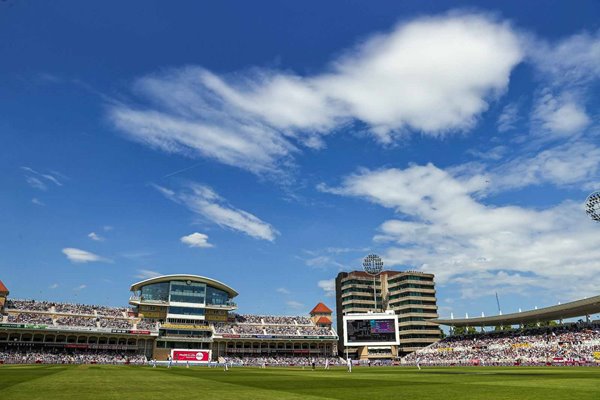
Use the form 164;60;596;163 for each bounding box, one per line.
233;314;313;325
55;303;97;315
224;355;341;367
403;323;600;365
234;325;265;335
98;319;132;329
7;313;54;325
0;349;147;365
298;326;333;336
6;299;53;312
213;322;234;334
55;316;98;328
95;306;128;318
295;316;312;325
136;320;158;331
211;318;335;336
235;314;262;324
6;299;130;318
261;316;299;325
264;326;298;335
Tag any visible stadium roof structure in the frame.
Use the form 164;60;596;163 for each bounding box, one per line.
434;295;600;327
310;302;333;314
129;274;238;298
0;279;8;295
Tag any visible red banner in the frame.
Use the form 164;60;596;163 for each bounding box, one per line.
171;349;211;362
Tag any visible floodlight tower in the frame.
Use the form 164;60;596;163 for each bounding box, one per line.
585;191;600;222
363;254;384;312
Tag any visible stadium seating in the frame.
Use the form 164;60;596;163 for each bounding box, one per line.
7;313;53;325
211;315;336;337
225;356;341;366
403;323;600;365
5;299;136;330
0;349;146;364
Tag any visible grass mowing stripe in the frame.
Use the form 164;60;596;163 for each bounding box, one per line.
0;365;599;400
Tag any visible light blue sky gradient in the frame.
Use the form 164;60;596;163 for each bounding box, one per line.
1;1;599;321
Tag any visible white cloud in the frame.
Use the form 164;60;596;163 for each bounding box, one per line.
109;13;522;174
49;283;59;289
497;102;520;132
156;182;278;241
317;279;336;297
180;232;213;248
467;145;508;161
529;30;600;87
74;284;87;291
532;91;590;137
135;269;163;279
103;225;114;231
62;248;107;264
21;167;63;190
276;287;291;295
286;300;305;310
322;164;600;298
88;232;104;241
25;176;47;191
490;141;600;191
305;255;345;270
526;31;598;142
31;198;45;206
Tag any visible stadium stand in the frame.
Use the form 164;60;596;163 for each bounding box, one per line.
1;275;338;364
0;349;146;365
98;318;133;329
7;313;54;325
7;299;53;312
55;316;98;328
225;355;342;366
403;322;600;366
136;320;158;331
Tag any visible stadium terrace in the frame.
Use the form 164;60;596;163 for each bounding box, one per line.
0;276;338;364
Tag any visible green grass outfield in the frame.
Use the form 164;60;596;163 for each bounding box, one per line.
1;365;599;400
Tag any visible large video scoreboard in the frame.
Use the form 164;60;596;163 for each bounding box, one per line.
343;313;400;346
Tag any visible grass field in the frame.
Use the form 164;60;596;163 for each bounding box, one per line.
1;365;599;400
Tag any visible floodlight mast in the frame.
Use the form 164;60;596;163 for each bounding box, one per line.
363;254;384;312
585;191;600;222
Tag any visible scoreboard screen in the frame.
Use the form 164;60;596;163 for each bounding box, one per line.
344;315;399;346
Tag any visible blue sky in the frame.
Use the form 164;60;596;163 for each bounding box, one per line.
1;1;599;320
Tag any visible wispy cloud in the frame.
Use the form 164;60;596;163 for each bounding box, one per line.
286;300;305;310
88;232;105;241
31;198;45;206
156;182;278;241
21;167;64;191
526;30;599;141
489;141;600;191
317;279;336;297
74;284;87;291
135;269;163;279
49;283;59;289
497;102;520;133
62;248;109;264
532;90;590;138
180;232;213;248
276;287;291;295
305;255;345;270
109;13;522;176
322;164;600;298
